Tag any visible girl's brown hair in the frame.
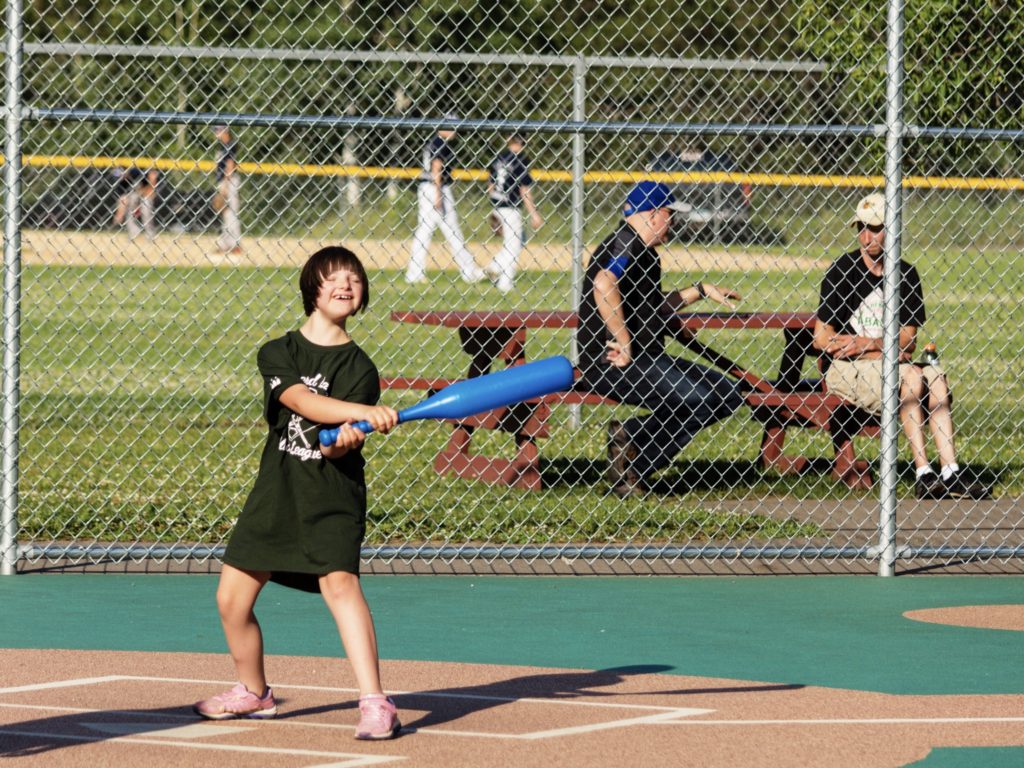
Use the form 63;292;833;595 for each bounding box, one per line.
299;246;369;316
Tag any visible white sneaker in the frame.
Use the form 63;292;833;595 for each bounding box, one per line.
461;266;486;284
496;278;515;294
404;273;428;285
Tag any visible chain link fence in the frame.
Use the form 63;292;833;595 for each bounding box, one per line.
2;1;1022;576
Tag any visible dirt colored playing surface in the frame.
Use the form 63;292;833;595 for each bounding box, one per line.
22;229;828;274
904;605;1024;632
2;648;1023;768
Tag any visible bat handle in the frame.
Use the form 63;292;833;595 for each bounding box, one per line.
318;420;374;446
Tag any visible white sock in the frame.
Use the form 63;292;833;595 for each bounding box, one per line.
916;465;936;479
941;463;959;481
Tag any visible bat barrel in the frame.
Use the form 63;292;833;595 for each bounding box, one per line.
317;356;573;446
399;356;574;423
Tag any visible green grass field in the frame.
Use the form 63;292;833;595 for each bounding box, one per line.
16;213;1023;546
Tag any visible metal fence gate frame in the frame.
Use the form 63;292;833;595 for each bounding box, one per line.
3;0;1022;577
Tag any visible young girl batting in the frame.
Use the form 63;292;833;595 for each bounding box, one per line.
194;246;402;740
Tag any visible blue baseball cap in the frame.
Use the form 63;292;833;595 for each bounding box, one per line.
623;180;689;216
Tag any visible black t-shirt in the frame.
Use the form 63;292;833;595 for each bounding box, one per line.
223;331;381;592
420;135;455;186
216;140;237;182
488;150;534;208
817;249;926;357
576;223;666;374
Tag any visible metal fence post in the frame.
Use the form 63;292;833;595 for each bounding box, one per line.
568;55;587;428
877;0;907;578
1;0;25;576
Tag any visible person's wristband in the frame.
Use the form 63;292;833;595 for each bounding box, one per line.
693;281;707;299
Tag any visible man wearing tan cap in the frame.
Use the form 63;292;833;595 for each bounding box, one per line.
812;193;989;500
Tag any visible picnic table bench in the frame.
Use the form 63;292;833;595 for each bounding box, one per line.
385;309;877;491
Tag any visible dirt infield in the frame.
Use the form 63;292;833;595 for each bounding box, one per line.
904;605;1024;632
22;229;828;274
2;648;1023;768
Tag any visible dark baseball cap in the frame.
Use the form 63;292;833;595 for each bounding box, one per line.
623;180;690;216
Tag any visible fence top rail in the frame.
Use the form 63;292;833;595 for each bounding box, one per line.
28;108;1022;143
20;42;829;74
25;107;886;138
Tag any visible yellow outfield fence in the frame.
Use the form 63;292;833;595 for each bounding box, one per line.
11;153;1024;192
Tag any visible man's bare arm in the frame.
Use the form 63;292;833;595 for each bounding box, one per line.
593;269;632;366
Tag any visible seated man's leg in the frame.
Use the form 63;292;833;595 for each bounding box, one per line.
627;355;744;478
824;358;884;415
582;360;660;492
593;354;743;482
898;363;931;471
827;360;988;499
921;366;956;467
919;366;988;498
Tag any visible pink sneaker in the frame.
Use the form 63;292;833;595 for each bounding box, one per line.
194;683;277;720
355;694;401;740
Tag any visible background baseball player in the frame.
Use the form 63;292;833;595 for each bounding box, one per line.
484;133;543;293
405;117;485;285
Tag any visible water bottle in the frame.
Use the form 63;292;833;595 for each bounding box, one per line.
922;342;939;366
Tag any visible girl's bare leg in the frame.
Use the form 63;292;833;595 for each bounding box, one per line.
216;564;271;693
319;571;384;696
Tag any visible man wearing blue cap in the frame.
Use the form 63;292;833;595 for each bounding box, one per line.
576;180;745;497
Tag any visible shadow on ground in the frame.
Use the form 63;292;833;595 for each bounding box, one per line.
281;665;804;733
540;455;1006;500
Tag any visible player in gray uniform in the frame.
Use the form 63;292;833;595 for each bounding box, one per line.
213;125;242;255
405;120;484;285
484;134;543;293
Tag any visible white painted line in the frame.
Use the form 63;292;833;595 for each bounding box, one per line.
0;702;195;718
0;701;517;740
0;728;404;766
403;690;687;712
123;675;355;693
0;675;124;694
653;716;1024;726
81;721;252;739
522;707;714;739
118;675;691;712
0;700;517;741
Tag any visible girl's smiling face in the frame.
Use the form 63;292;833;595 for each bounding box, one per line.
315;267;364;319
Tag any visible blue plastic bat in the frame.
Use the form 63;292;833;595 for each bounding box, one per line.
318;355;574;445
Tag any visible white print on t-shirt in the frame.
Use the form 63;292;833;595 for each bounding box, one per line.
302;373;331;392
850;284;885;338
270;371;331;462
287;413;311;448
278;413;322;461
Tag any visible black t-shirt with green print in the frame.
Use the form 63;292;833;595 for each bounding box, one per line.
223;330;381;593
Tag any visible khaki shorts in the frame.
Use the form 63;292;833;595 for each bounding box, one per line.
825;359;947;416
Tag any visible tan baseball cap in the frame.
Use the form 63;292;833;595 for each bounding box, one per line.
849;192;885;227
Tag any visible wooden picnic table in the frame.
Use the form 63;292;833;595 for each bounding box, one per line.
389;309;874;490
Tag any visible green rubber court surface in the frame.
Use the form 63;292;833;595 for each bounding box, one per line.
2;575;1023;767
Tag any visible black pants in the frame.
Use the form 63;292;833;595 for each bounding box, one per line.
581;353;745;479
